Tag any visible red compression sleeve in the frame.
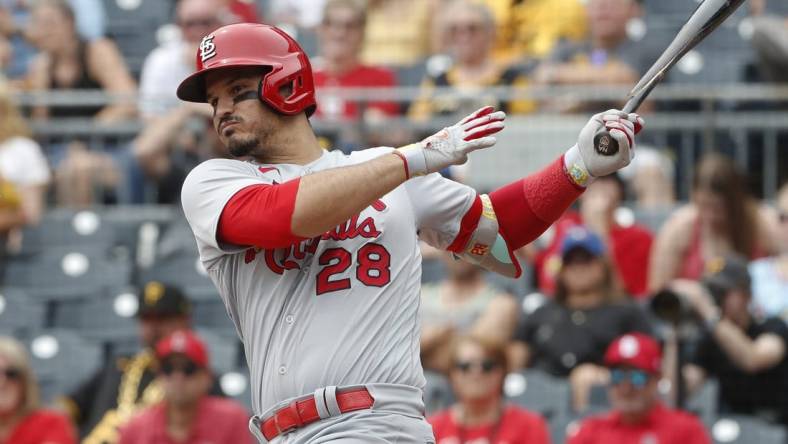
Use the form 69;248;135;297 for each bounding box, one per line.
217;179;307;249
489;155;584;250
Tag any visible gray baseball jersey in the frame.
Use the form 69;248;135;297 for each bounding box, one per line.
181;147;475;416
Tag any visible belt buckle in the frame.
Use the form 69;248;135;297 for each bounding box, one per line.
274;401;304;436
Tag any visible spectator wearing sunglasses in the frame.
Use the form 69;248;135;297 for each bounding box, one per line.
749;182;788;322
0;336;77;444
312;0;398;123
429;335;550;444
59;282;195;443
568;333;709;444
511;226;653;412
118;330;251;444
409;0;536;123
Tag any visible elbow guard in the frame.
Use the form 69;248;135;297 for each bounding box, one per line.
453;194;522;278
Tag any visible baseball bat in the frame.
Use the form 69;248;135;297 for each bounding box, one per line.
593;0;747;156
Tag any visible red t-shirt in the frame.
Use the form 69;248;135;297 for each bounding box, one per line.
534;211;653;298
568;403;710;444
118;397;252;444
428;404;550;444
312;65;399;119
3;409;76;444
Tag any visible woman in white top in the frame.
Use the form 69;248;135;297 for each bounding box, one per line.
0;82;51;253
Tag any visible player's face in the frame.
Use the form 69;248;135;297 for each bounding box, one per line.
159;355;211;407
0;355;23;415
205;67;284;159
608;367;658;416
450;342;505;403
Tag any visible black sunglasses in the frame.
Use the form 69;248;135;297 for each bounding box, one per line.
454;359;500;374
160;360;200;377
1;367;22;381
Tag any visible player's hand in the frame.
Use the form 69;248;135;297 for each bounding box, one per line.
396;106;505;177
564;109;644;186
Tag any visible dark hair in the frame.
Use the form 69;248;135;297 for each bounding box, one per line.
692;153;759;257
554;254;623;305
597;172;627;202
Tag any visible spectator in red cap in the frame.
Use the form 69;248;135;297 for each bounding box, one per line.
118;330;252;444
568;333;710;444
429;334;550;444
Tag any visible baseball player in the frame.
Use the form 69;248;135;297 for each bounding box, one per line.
177;23;643;444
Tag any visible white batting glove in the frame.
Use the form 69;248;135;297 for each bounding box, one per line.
396;106;505;178
564;109;644;186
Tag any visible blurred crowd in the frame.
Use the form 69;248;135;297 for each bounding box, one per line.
0;0;785;209
0;0;786;443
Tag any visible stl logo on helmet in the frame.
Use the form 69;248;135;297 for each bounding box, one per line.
199;35;217;64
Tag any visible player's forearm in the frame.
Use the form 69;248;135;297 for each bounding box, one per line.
488;156;584;250
290;153;407;238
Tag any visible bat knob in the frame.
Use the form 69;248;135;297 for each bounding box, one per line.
593;130;619;156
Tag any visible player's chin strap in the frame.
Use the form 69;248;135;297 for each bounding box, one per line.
453;194;521;278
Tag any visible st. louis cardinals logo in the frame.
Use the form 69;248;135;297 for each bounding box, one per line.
199;35;217;63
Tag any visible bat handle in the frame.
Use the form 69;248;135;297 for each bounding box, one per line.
593;130;619;156
593;99;639;156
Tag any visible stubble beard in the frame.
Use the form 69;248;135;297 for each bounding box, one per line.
227;133;261;158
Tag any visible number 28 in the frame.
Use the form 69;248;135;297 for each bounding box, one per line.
316;243;391;295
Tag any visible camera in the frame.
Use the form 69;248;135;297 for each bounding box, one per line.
650;288;694;325
649;283;729;326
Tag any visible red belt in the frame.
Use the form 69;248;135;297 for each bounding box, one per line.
260;388;374;440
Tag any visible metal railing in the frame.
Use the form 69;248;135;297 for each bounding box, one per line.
12;83;788;200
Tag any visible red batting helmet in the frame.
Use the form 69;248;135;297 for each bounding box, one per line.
176;23;316;117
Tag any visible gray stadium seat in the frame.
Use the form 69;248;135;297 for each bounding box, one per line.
191;293;237;337
708;415;787;444
643;0;699;18
633;206;675;234
4;247;132;294
138;253;215;295
505;370;572;420
26;329;102;402
18;209;116;255
219;365;252;412
686;378;719;425
423;370;455;415
550;413;583;444
102;0;173;76
195;328;241;375
667;48;750;84
51;287;138;342
0;289;46;338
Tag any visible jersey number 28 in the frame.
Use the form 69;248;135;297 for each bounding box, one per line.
316;243;391;295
